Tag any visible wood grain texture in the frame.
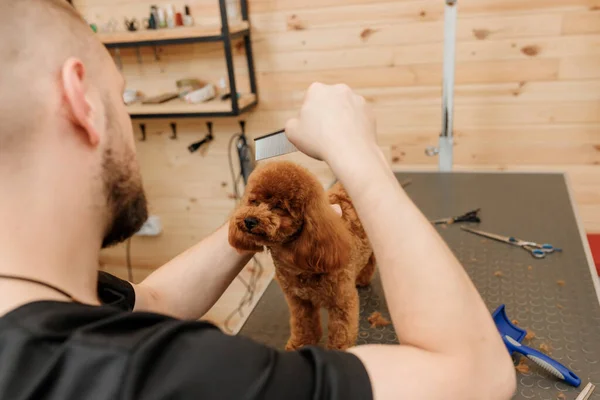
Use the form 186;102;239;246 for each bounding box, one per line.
251;13;563;53
68;0;600;278
562;11;600;35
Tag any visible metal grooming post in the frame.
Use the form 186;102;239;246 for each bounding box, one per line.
440;0;457;171
219;0;239;115
427;0;457;171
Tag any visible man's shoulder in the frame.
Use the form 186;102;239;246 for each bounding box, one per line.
2;300;220;349
0;301;227;400
0;301;373;400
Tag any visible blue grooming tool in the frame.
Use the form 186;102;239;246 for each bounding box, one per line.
492;305;581;387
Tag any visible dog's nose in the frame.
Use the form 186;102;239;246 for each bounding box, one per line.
244;217;259;230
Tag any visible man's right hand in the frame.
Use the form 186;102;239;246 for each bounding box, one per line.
284;82;378;164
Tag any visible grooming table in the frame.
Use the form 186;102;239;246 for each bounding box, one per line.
240;172;600;399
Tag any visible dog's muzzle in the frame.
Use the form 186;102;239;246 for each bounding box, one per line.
244;217;259;231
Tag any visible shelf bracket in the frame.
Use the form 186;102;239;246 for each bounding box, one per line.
136;47;143;64
113;48;123;70
139;123;146;141
170;122;177;140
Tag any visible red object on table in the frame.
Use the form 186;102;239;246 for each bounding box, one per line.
587;234;600;276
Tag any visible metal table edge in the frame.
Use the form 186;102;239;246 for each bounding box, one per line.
564;172;600;306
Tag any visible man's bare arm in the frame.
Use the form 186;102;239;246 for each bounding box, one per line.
340;148;515;399
132;223;253;320
131;205;342;319
285;83;516;400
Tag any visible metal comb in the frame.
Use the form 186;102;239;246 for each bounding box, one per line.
254;130;297;160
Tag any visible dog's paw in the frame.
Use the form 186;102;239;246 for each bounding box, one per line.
355;279;371;288
326;342;351;351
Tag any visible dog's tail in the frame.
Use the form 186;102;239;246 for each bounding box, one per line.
327;183;369;241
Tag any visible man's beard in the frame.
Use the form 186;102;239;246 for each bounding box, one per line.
101;147;148;248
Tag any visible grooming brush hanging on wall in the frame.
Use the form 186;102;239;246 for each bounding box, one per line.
188;122;214;153
235;121;255;185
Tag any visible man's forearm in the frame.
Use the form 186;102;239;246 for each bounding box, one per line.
330;145;506;358
133;223;253;320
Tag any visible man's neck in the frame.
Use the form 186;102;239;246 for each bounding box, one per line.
0;164;102;315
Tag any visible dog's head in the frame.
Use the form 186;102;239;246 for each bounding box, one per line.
229;161;351;273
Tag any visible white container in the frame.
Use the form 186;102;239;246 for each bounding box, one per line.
158;8;167;28
165;5;175;28
226;0;239;21
184;84;216;104
183;15;194;26
123;89;138;104
184;5;194;27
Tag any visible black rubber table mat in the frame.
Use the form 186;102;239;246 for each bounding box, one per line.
240;172;600;399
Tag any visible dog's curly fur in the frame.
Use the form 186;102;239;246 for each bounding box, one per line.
229;161;375;350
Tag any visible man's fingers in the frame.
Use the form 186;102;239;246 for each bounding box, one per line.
333;83;351;94
304;82;325;102
354;94;366;105
331;204;343;217
284;118;299;142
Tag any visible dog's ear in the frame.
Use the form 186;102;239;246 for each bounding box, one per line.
290;198;351;273
228;219;264;253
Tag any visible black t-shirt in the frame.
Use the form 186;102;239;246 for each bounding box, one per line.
0;272;372;400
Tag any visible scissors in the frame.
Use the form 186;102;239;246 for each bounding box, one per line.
461;227;562;259
431;208;481;225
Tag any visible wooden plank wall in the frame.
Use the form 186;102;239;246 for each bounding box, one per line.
73;0;600;281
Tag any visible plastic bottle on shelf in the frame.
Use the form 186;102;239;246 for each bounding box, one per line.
183;5;194;27
157;7;167;28
166;5;176;28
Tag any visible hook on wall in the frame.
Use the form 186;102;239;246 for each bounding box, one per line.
170;122;177;140
139;123;146;141
153;46;161;61
188;121;214;153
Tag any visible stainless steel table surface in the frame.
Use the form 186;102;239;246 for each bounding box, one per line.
240;172;600;399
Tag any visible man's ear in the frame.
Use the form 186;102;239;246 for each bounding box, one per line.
61;57;100;147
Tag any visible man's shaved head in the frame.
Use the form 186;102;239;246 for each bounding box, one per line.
0;0;109;152
0;0;148;248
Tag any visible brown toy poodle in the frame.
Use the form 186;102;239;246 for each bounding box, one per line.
229;161;375;350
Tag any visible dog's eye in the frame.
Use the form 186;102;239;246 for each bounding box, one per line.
249;199;259;206
271;205;286;213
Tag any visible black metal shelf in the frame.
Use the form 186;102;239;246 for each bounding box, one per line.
100;23;250;49
127;95;258;120
100;0;258;119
